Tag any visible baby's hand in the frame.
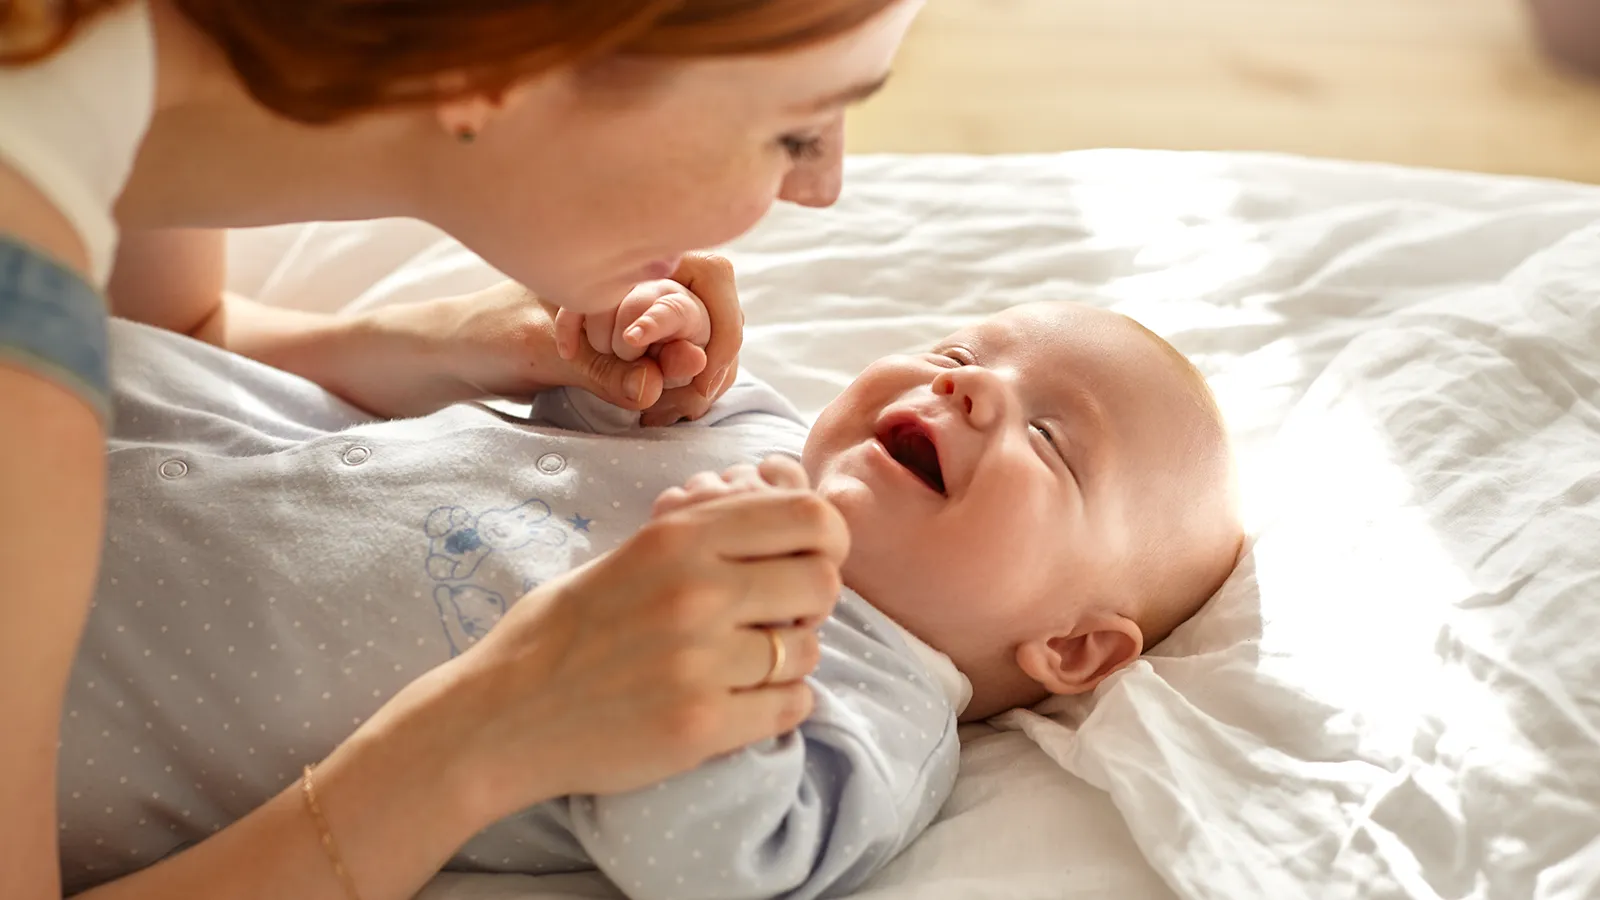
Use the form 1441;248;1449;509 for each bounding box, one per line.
555;280;712;390
652;456;811;519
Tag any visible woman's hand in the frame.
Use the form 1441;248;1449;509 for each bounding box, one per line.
342;281;667;417
640;252;744;426
428;481;849;813
554;278;712;391
344;251;742;423
177;251;745;424
550;252;745;426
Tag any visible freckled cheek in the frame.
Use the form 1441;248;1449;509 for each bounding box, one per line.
723;183;782;243
679;160;787;247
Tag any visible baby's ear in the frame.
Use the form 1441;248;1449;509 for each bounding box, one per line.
1016;615;1142;696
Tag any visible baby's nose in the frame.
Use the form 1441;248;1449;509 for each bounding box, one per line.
932;369;1001;430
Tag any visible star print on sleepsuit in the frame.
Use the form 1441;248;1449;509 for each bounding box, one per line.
424;498;596;656
423;499;568;581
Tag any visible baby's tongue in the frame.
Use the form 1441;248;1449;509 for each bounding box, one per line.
894;430;944;494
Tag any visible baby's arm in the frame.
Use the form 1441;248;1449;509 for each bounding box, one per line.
564;462;959;900
567;629;959;900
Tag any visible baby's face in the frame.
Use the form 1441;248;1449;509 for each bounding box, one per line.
803;302;1236;717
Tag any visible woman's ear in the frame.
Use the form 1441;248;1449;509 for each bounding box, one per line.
435;93;503;143
1016;615;1143;696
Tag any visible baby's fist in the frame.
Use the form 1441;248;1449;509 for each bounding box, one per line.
555;280;711;390
651;456;810;518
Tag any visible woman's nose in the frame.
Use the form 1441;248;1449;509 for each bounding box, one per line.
778;123;845;209
932;367;1005;430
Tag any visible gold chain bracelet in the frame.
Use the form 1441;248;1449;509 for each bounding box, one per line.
301;764;365;900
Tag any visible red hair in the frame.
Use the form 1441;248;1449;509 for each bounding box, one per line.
2;0;899;122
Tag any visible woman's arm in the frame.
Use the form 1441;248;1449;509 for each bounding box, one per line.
3;389;838;900
77;668;491;900
106;229;667;417
0;159;109;900
106;227;458;414
0;372;106;900
103;228;417;409
106;230;743;421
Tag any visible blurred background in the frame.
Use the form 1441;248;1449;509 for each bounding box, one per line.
846;0;1600;183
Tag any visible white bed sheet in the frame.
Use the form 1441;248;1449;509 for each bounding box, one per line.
226;150;1600;899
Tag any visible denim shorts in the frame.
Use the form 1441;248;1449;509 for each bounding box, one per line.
0;236;109;420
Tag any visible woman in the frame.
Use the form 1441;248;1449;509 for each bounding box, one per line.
0;1;922;898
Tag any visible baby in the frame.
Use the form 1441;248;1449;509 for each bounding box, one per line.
806;301;1240;719
57;298;1239;899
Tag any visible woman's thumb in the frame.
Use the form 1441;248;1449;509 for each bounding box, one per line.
579;346;663;410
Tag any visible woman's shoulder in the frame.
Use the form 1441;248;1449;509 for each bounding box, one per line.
0;1;156;286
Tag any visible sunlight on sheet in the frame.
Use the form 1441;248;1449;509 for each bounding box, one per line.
1254;385;1501;764
1069;172;1273;310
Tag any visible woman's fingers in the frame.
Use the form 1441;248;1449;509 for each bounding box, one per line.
722;682;817;746
730;555;844;627
731;624;822;689
583;307;618;356
553;306;585;360
655;340;707;386
639;382;714;427
669;253;743;399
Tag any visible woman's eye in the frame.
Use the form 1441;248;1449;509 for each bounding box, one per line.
780;134;825;162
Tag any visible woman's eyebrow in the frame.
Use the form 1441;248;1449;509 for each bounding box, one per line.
790;72;892;114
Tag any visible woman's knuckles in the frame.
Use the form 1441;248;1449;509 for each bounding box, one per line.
782;683;816;730
777;491;848;548
655;690;729;750
659;643;718;689
804;556;843;603
632;515;702;561
792;630;823;678
654;580;727;631
684;251;736;284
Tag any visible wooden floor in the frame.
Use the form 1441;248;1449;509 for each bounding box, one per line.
846;0;1600;184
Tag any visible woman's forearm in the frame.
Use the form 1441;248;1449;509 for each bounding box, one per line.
190;292;471;418
78;668;500;900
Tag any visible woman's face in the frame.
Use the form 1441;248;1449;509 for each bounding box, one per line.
421;1;924;313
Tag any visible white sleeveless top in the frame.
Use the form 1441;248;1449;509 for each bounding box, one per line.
0;2;156;286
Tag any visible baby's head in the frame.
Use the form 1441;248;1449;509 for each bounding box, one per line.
803;302;1241;720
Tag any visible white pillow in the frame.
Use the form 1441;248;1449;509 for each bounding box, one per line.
1000;224;1600;900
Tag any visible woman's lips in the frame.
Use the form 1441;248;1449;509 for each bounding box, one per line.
636;256;683;282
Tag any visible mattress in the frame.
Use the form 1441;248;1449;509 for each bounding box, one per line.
227;150;1600;900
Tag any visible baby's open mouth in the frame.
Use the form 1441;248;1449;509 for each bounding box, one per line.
880;421;946;495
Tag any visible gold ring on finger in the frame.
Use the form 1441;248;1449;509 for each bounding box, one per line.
759;627;785;687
